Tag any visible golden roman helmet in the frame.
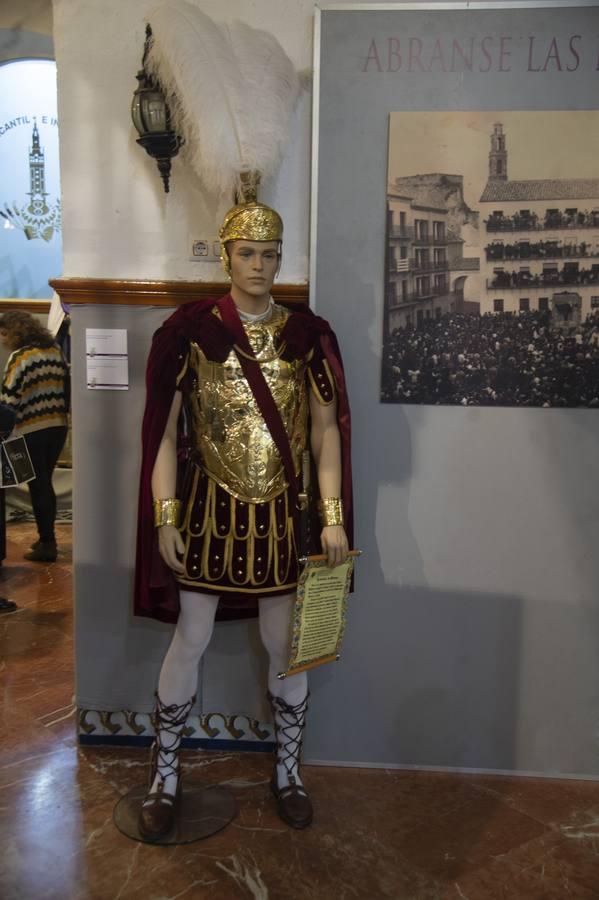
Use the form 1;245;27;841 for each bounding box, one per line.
219;202;284;275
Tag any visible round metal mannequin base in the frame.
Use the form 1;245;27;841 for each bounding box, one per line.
113;781;238;845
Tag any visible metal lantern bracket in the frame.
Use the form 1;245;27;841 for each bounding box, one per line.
130;25;183;193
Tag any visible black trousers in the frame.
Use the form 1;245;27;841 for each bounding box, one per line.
24;426;68;543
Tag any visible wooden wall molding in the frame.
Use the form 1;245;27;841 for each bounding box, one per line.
0;299;52;313
50;278;309;307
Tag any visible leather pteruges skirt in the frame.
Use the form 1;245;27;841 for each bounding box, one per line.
175;463;301;617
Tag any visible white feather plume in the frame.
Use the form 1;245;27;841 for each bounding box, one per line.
226;20;300;181
145;1;300;198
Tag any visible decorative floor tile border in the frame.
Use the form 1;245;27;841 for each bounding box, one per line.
78;708;274;748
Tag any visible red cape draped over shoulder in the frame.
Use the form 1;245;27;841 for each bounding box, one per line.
133;296;353;624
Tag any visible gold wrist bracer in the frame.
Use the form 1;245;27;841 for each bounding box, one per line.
318;497;344;527
153;498;182;528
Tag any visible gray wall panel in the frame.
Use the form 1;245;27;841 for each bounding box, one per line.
308;4;599;775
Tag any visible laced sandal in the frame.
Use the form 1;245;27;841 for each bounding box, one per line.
138;693;195;840
268;691;313;829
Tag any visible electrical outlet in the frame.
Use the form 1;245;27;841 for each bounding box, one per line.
190;238;221;262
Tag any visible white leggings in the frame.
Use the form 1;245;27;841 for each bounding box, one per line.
158;589;308;709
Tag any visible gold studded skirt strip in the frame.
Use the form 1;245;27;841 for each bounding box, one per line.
175;463;299;600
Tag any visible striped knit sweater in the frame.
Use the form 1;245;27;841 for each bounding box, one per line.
0;343;69;436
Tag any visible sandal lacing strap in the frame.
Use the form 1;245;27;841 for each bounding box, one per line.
143;693;195;807
267;691;313;829
268;691;310;794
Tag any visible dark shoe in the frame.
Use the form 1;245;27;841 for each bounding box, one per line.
30;540;41;550
270;774;313;829
24;541;57;562
138;758;181;840
0;597;17;613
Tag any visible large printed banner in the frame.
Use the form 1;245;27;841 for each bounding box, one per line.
0;60;62;299
312;3;599;408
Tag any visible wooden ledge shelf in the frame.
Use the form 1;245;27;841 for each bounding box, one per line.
50;278;309;307
0;299;52;313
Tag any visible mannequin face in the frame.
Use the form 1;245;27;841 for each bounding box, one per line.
228;240;279;300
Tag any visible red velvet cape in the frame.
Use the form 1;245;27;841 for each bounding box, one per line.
133;295;353;624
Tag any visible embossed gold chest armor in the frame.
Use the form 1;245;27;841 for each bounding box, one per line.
186;304;309;503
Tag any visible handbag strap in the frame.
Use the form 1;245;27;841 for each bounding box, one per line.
217;294;299;505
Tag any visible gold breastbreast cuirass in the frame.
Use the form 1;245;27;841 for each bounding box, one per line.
187;304;309;503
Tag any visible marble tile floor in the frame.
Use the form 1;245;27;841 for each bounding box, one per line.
2;522;599;899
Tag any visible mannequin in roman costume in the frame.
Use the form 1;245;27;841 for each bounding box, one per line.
134;200;352;840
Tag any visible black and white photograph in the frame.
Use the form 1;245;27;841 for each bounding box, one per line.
381;111;599;407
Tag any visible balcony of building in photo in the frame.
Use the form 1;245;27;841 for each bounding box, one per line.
388;258;410;273
410;258;449;273
389;287;452;307
487;267;599;290
485;210;599;233
388;259;449;274
388;225;414;240
487;296;592;315
485;240;598;262
412;233;449;245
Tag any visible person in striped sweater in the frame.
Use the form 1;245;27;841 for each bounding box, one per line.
0;311;69;562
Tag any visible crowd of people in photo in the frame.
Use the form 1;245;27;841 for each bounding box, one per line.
381;310;599;407
486;209;599;233
490;267;599;289
486;240;594;261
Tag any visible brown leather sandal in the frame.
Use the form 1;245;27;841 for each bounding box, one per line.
268;691;313;829
138;693;194;840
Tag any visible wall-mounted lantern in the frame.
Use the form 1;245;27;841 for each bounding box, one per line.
130;25;182;193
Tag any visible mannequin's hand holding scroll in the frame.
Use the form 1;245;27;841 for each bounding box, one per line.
158;524;185;574
321;525;349;568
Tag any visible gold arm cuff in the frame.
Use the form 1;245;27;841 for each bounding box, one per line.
153;498;182;528
318;497;344;527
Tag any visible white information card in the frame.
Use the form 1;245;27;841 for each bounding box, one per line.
86;328;129;390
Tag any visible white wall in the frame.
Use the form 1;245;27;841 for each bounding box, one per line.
52;0;313;283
